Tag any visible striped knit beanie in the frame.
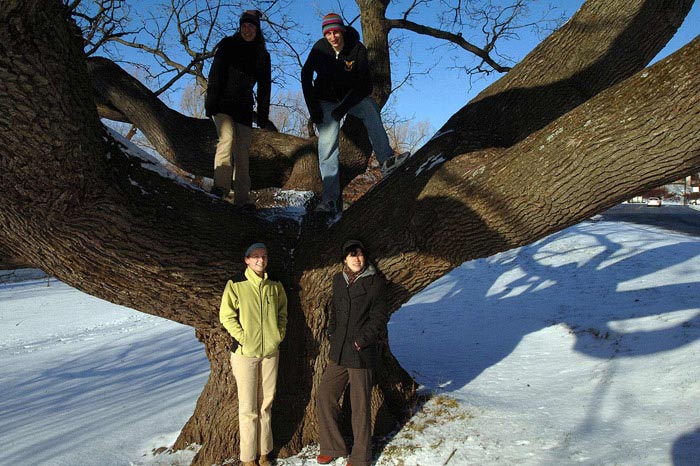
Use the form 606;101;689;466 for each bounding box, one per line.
322;13;345;34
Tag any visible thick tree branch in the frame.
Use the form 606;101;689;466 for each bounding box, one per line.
86;57;377;193
439;0;695;152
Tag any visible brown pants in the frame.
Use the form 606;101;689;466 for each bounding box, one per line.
212;113;252;205
317;360;373;466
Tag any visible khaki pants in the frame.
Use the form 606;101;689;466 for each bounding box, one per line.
212;113;252;205
230;351;279;462
317;360;373;466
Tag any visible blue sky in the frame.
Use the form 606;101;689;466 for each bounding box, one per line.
286;0;699;131
116;1;698;134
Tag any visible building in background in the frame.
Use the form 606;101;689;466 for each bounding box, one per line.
631;174;700;205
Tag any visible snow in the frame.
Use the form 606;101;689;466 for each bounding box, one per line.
2;217;699;466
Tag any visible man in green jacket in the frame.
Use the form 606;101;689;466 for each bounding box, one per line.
219;242;288;466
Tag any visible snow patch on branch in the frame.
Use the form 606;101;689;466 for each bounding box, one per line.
104;126;208;194
261;190;315;225
429;128;455;142
416;153;446;176
546;127;564;142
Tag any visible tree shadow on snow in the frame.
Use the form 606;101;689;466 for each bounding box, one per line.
673;427;700;466
387;220;700;460
390;222;700;387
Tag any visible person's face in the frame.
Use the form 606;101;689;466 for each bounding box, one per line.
241;22;257;42
343;249;365;273
324;29;344;51
244;248;268;276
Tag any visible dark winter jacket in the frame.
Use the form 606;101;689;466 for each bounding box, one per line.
301;27;373;122
328;264;388;369
205;33;271;127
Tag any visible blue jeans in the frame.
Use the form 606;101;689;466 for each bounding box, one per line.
317;98;393;205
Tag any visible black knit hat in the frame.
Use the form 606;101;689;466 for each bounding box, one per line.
240;10;262;29
341;239;365;260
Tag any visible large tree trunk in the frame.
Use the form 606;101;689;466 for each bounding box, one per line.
1;1;698;466
357;0;392;106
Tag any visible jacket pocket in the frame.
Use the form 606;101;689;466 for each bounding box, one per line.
358;344;377;368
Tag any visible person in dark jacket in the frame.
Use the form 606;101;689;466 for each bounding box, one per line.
316;239;389;466
301;13;409;216
205;10;271;208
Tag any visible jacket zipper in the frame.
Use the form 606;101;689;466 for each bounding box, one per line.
259;280;264;355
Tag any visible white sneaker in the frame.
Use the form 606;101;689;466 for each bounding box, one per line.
380;151;410;176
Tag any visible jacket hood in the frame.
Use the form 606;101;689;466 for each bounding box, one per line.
342;263;377;284
342;26;361;50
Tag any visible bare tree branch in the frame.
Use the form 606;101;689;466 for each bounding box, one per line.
386;16;512;72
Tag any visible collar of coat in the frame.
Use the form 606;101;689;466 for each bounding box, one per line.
245;266;268;285
342;263;376;285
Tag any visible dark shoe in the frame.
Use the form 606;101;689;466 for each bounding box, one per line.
315;200;340;215
210;186;225;198
316;454;335;464
380;151;410;176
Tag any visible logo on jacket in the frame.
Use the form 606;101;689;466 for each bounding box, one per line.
344;60;355;71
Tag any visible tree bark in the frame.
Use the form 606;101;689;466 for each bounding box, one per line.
357;0;392;106
0;1;697;466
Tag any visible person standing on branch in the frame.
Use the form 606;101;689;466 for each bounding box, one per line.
301;13;410;217
219;242;288;466
316;240;389;466
205;10;271;210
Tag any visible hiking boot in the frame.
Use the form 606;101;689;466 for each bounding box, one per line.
210;186;226;198
258;454;273;466
380;151;410;176
316;455;336;464
241;461;257;466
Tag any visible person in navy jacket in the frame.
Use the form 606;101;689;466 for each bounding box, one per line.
301;13;409;217
205;10;271;208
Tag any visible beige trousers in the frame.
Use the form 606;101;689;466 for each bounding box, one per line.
212;113;252;205
230;351;279;462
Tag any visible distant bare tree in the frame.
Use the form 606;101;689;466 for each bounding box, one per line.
269;91;311;137
382;101;433;154
180;80;206;118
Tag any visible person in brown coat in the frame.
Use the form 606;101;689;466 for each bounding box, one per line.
316;239;389;466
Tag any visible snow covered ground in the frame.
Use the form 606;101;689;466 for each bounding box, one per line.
1;217;699;466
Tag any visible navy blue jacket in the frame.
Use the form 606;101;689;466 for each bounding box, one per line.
205;33;271;127
301;27;373;121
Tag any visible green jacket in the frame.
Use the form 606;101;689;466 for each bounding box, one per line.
219;267;288;357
